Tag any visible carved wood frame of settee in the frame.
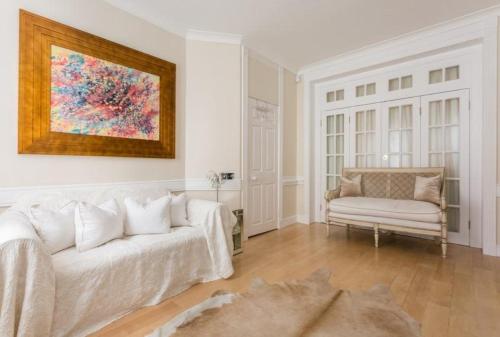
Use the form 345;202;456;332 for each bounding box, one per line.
324;167;447;257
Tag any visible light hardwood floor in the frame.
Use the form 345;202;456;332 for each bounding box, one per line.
92;223;500;337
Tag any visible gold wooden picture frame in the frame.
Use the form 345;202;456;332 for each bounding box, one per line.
18;10;176;158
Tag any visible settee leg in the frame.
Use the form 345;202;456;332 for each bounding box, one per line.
441;219;448;258
441;240;447;258
374;224;379;248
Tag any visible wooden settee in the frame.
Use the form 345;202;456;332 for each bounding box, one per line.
324;167;447;257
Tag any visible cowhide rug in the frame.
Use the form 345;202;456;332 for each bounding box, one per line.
149;269;421;337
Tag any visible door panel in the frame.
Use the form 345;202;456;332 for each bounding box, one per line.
247;98;278;237
349;104;380;168
381;98;420;168
421;90;469;245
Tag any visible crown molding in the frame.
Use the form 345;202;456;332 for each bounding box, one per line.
298;4;500;80
186;29;242;45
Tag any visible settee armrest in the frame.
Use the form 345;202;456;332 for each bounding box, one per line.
0;210;56;337
440;180;447;211
187;199;236;279
324;188;341;202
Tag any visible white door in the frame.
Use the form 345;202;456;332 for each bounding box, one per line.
421;90;470;245
323;110;349;192
349;104;381;168
381;98;421;167
247;97;278;237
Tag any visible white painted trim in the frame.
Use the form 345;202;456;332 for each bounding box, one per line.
280;214;309;227
278;67;284;230
282;176;305;186
0;179;185;208
0;179;243;208
299;5;500;78
497;245;500;257
301;11;498;256
184;178;242;191
186;29;242;45
296;214;308;224
280;215;298;228
480;16;498;256
241;46;249;241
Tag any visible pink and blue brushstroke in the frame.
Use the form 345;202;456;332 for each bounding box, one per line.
50;46;160;141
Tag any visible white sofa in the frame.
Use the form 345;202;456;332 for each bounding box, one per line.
0;186;236;337
325;167;447;257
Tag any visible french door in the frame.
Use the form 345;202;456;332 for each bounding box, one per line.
421;91;469;245
381;97;420;168
322;90;470;245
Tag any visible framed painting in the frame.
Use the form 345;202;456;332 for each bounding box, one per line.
18;10;176;158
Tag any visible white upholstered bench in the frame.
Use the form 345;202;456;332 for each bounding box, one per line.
324;167;447;257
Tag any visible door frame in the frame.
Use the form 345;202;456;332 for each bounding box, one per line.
304;26;493;252
241;47;284;238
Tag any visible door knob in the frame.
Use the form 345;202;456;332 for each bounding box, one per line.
250;176;257;181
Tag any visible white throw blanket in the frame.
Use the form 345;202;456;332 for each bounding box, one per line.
0;211;55;337
0;199;236;337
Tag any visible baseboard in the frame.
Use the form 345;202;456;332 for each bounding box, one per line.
497;245;500;257
296;214;309;224
280;215;298;228
0;178;242;208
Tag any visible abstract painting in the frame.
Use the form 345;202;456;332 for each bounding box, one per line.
19;10;176;158
50;46;160;141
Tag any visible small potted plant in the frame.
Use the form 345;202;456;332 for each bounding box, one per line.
206;170;225;202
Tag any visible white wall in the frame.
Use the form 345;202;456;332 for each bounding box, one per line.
248;55;279;105
0;0;186;188
184;40;242;210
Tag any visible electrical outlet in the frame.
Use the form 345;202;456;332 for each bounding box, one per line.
220;172;234;180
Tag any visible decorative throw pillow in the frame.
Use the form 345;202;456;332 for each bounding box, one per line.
339;175;362;197
28;201;77;254
124;195;171;235
170;193;190;227
75;199;123;252
414;175;441;205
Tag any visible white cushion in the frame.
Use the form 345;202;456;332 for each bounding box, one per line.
329;197;442;223
329;212;441;231
124;196;171;235
28;201;77;254
170;193;190;227
75;199;123;252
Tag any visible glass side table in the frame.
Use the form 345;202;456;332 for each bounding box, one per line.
232;209;243;255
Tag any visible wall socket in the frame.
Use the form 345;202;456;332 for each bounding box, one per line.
220;172;234;180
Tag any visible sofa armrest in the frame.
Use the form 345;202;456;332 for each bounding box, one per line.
0;210;55;337
324;188;341;202
186;199;236;279
0;210;41;246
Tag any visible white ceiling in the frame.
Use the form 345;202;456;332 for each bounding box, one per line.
105;0;500;71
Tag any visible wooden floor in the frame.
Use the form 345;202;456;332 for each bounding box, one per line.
92;223;500;337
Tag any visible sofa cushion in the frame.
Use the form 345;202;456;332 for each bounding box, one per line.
329;212;441;231
328;197;442;223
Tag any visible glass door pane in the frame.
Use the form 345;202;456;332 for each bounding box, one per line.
353;106;379;168
381;98;420;168
324;111;347;191
420;90;469;246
